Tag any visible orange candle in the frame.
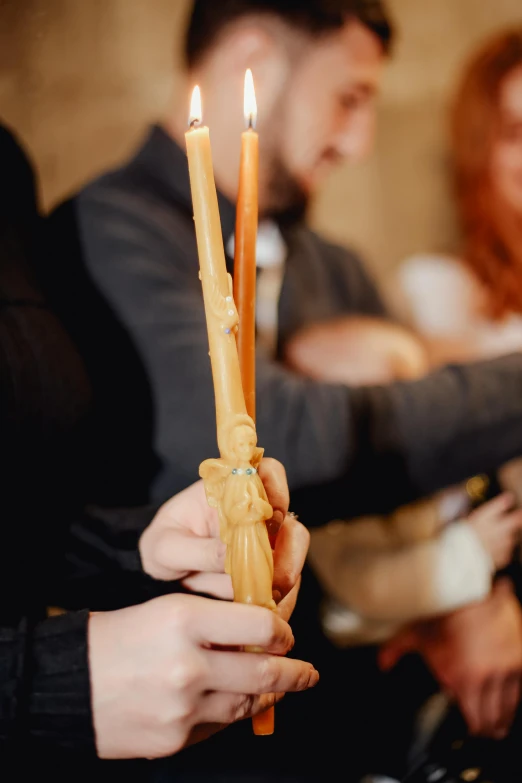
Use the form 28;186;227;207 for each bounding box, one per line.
234;68;259;422
233;70;274;738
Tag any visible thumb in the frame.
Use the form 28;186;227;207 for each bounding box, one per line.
379;627;420;671
506;509;522;533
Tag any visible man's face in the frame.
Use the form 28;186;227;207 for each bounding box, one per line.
263;20;385;218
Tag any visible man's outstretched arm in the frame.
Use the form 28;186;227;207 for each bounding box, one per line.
72;194;522;517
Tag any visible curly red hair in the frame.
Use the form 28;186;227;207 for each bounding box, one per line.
451;29;522;319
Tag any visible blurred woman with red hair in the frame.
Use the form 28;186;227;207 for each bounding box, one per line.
399;29;522;366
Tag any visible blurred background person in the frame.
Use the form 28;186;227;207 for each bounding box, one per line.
286;316;522;647
45;0;522;525
397;28;522;367
396;28;522;509
285;314;522;782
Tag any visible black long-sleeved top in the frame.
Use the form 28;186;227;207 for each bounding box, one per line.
0;126;156;762
46;125;522;523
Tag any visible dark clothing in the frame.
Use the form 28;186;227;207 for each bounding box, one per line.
0;126;156;764
47;125;522;524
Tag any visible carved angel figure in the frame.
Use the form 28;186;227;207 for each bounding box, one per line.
200;414;275;609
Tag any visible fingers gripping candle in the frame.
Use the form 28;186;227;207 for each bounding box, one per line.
185;85;276;735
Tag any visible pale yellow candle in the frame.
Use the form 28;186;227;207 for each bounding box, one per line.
185;85;247;447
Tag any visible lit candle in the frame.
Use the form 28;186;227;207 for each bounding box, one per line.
185;86;276;737
234;71;275;736
185;85;247;436
234;68;259;421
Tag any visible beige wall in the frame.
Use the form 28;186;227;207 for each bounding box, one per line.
1;0;522;283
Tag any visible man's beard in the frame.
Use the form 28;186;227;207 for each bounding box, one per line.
264;156;310;227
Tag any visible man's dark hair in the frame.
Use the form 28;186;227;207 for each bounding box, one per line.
185;0;394;68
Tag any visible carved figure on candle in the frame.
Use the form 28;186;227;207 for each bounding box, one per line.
200;413;275;610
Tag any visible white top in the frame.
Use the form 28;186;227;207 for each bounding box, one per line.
396;253;522;357
315;519;492;646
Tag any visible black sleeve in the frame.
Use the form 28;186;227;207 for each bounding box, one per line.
71;194;522;519
58;504;173;612
65;504;154;577
0;611;95;753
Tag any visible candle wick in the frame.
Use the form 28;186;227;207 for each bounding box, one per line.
247;115;255;131
190;118;202;130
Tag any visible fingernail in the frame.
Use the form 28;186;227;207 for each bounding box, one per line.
267;512;283;537
309;668;320;687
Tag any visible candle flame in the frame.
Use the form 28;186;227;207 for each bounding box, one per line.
189;85;202;127
244;69;257;130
